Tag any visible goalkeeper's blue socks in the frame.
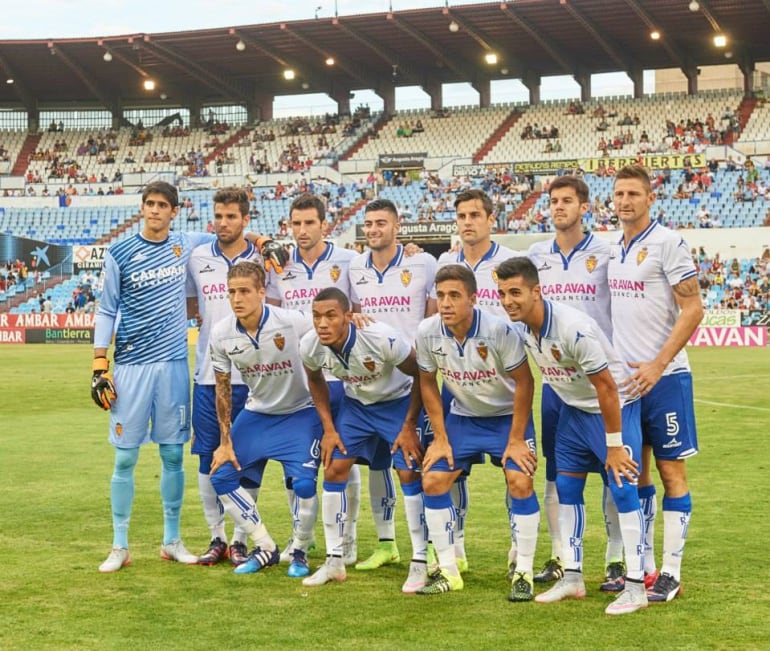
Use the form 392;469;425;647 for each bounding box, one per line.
111;447;139;549
159;444;185;545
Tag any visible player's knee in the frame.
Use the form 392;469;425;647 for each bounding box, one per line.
113;447;139;474
292;478;317;499
555;473;586;505
421;471;452;496
655;458;688;495
607;481;641;513
198;453;213;475
396;469;421;485
505;471;534;499
210;467;239;495
159;443;183;471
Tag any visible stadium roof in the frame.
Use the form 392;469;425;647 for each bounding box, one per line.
0;0;768;110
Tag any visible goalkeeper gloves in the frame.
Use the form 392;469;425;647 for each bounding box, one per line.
257;236;289;274
91;357;117;410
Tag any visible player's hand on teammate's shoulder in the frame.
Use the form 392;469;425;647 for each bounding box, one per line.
391;424;424;469
502;439;537;477
256;235;289;274
210;443;241;474
320;429;347;468
350;313;375;329
402;242;424;257
605;445;639;488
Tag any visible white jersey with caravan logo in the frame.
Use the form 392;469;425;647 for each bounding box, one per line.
266;242;356;313
607;222;697;375
528;233;613;340
209;306;313;415
435;241;523;318
187;240;262;385
416;308;528;418
301;321;413;405
349;245;437;339
521;300;632;413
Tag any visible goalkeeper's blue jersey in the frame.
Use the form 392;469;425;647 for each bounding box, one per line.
95;231;214;365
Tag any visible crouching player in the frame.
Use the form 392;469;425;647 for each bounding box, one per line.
300;288;428;592
415;264;540;600
497;257;646;615
208;261;321;578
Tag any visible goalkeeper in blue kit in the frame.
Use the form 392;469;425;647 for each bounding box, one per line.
92;180;287;573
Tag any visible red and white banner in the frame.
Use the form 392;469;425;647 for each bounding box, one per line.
688;326;767;347
0;313;95;329
0;328;25;343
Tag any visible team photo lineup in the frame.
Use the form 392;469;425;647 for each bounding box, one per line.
90;164;700;617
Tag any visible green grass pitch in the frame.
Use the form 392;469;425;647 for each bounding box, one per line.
0;344;768;650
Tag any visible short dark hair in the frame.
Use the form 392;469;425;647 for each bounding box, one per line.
454;189;494;217
313;287;350;312
495;256;540;287
142;180;178;208
549;176;589;204
364;198;398;219
227;260;266;289
435;264;477;295
213;187;250;217
615;164;652;192
290;193;326;222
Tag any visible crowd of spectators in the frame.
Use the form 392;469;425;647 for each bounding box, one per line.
697;248;770;310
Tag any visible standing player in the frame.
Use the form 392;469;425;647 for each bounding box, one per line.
608;164;702;602
92;181;206;572
187;187;263;566
347;198;438;571
415;265;539;600
436;189;525;571
91;181;286;573
208;261;320;578
265;193;361;566
527;176;625;590
497;257;647;615
300;288;428;592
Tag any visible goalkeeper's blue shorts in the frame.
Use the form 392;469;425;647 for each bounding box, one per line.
109;360;190;448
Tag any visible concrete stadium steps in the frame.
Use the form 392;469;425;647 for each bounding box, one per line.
12;132;42;176
472;110;522;164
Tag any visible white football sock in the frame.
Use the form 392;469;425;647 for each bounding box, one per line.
450;479;468;560
618;508;645;581
197;472;226;542
603;484;624;564
559;503;585;573
369;469;397;541
544;479;562;559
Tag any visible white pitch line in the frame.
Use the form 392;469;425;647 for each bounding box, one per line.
695;399;770;412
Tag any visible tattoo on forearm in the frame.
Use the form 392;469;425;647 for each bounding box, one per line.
214;373;232;444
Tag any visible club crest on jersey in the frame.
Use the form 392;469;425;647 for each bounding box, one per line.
172;244;182;258
400;269;412;287
115;423;123;437
330;265;341;282
491;268;499;283
273;333;286;351
636;247;648;265
363;356;376;372
477;342;488;361
585;255;597;273
550;344;562;362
